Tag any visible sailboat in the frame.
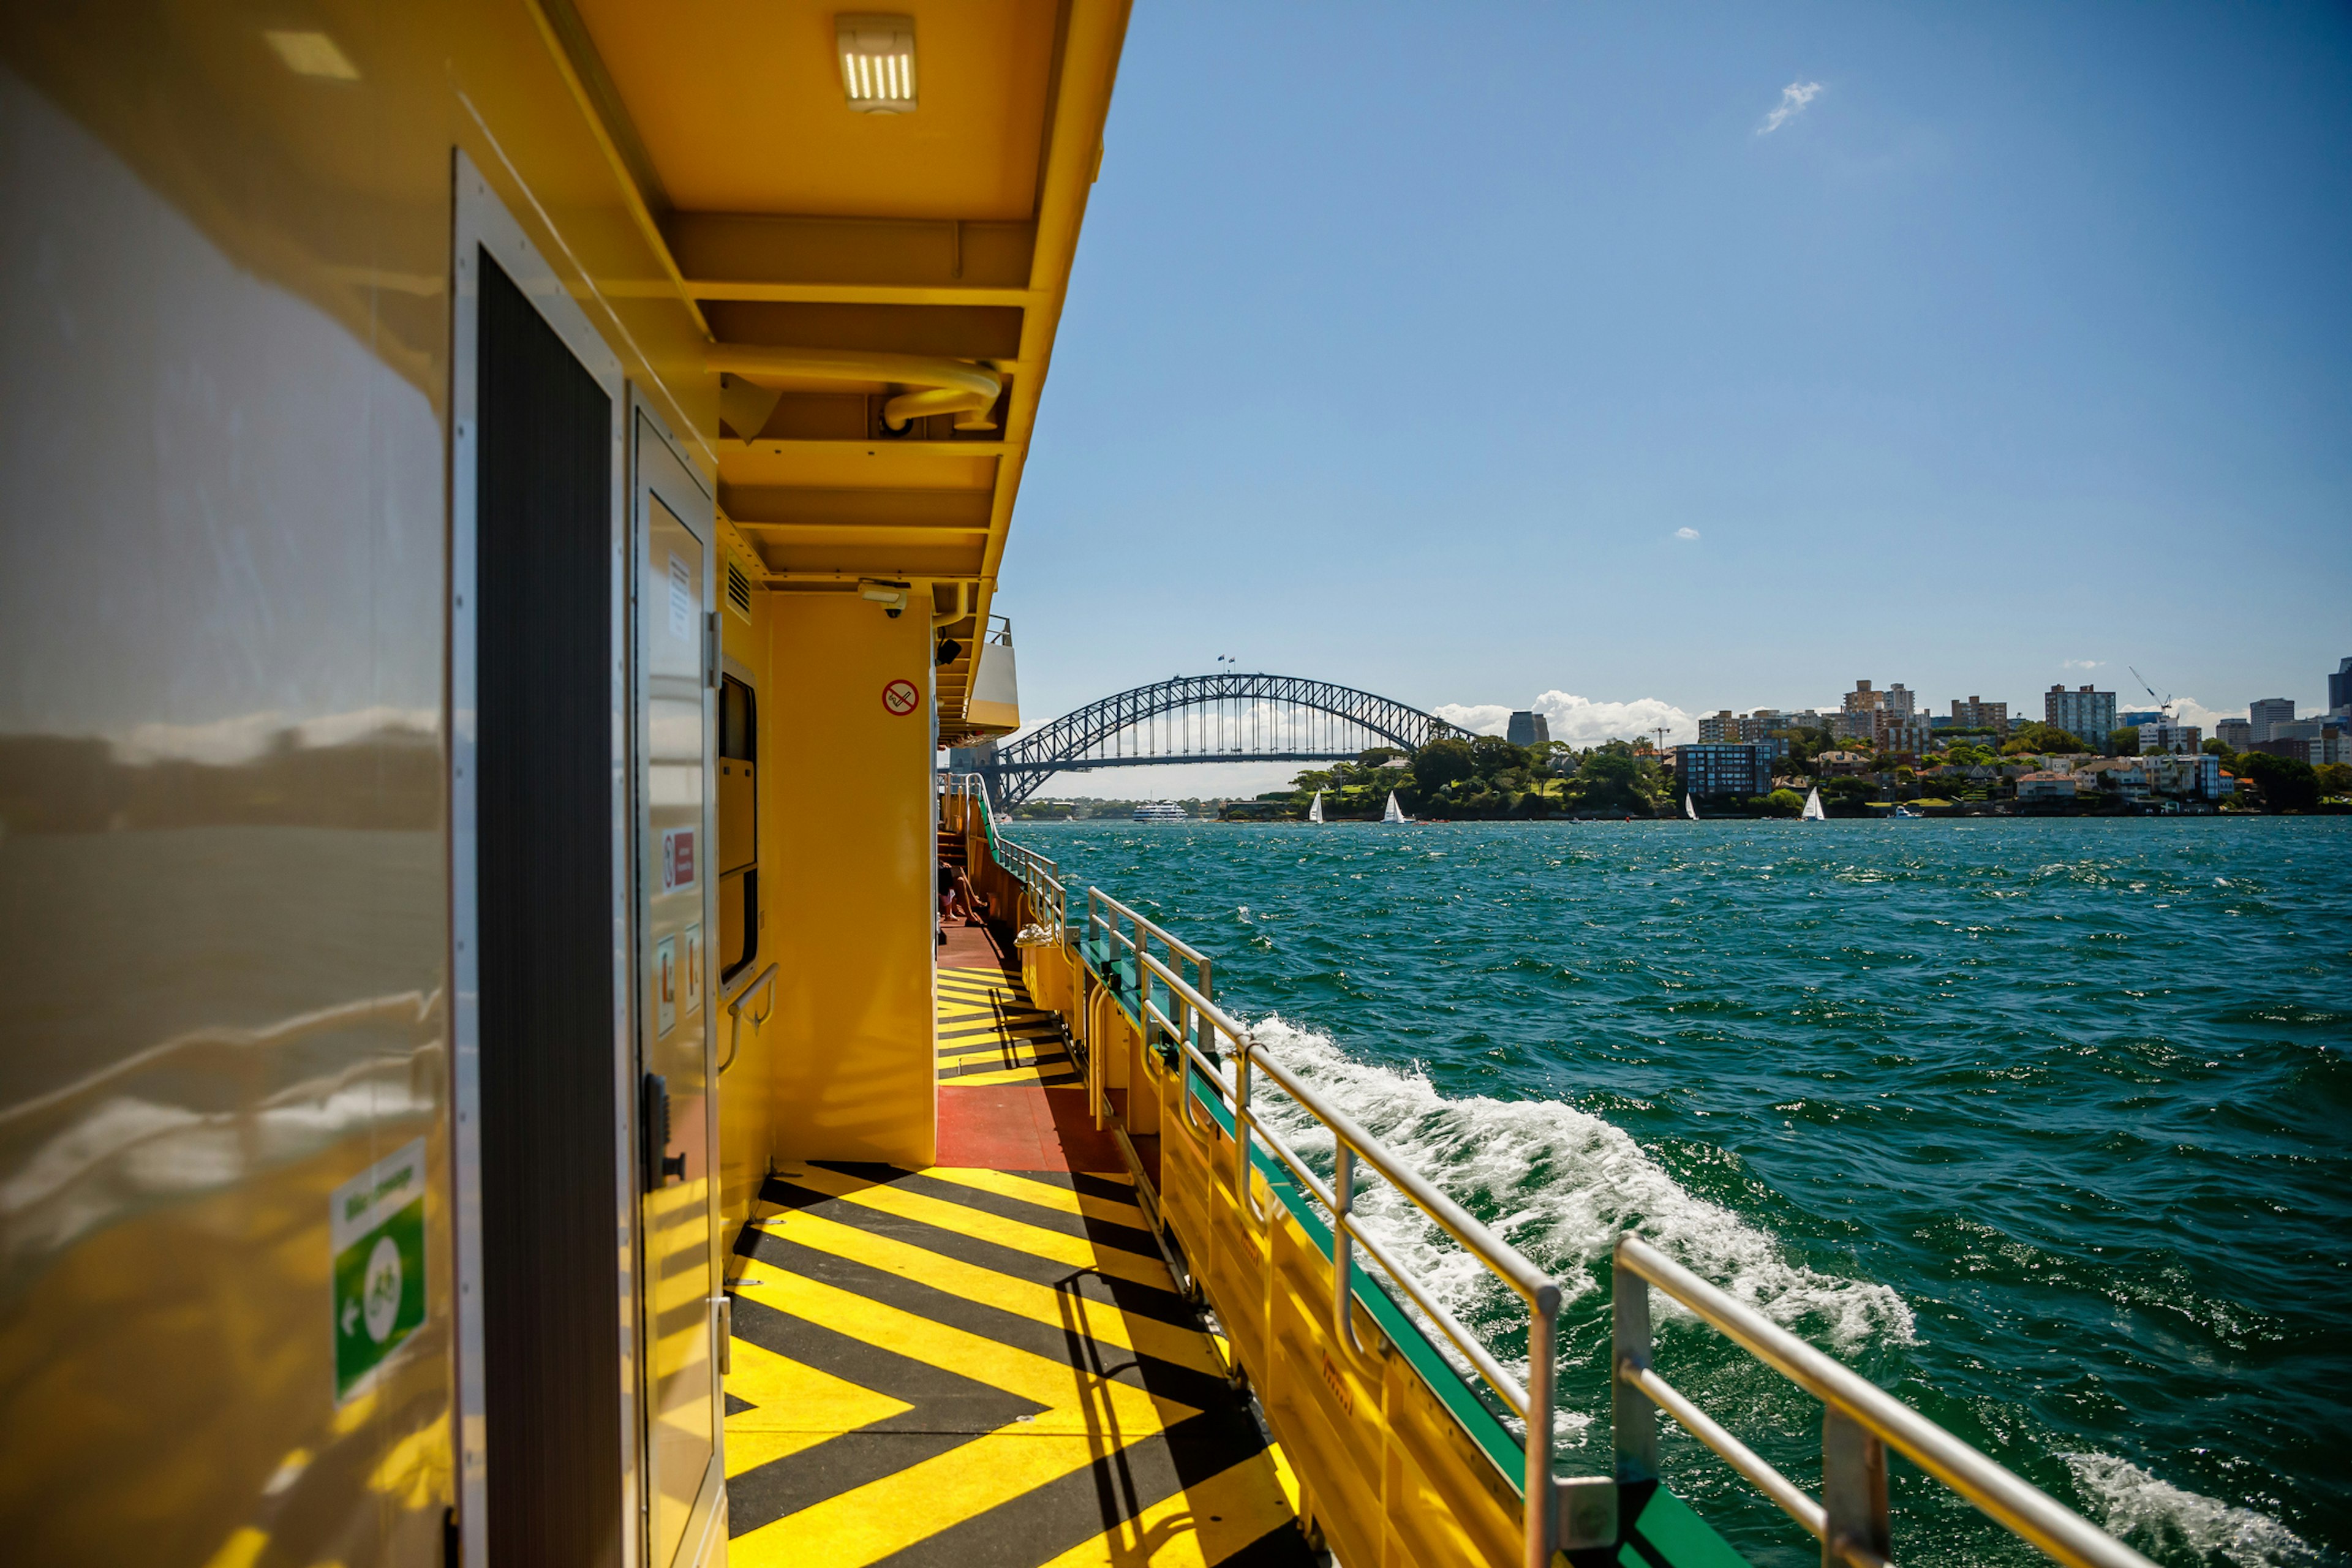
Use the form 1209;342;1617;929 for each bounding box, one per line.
1307;789;1325;824
1684;793;1698;821
1801;786;1827;821
1381;791;1412;824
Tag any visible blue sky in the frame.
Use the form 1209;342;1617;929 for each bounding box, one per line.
993;2;2351;792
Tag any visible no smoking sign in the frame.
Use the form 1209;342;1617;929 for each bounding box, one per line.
881;678;921;716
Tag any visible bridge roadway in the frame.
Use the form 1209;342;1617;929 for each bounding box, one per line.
970;672;1466;808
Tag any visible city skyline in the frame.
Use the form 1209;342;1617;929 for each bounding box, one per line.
1050;655;2344;800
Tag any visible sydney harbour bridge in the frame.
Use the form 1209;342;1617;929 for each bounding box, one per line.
968;672;1469;809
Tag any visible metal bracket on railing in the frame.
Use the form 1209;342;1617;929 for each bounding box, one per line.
1556;1476;1619;1555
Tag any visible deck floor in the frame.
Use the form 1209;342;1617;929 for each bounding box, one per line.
722;933;1313;1567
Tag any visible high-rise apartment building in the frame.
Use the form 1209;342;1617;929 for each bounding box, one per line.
1672;744;1774;801
2215;717;2252;748
1506;710;1550;748
2331;657;2352;716
1874;712;1934;755
2248;698;2295;742
1841;680;1915;741
1949;696;2009;734
2044;684;2117;748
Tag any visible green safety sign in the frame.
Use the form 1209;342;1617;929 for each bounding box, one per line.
331;1137;428;1404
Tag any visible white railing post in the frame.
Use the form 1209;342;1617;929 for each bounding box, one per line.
1331;1143;1359;1349
1523;1282;1562;1568
1613;1237;1658;1485
1822;1410;1890;1568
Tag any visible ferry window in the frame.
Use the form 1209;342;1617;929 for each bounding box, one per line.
718;675;758;982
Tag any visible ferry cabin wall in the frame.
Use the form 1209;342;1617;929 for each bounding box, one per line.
716;575;779;1237
0;8;718;1567
764;592;941;1170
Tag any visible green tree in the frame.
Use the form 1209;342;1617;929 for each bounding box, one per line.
2236;751;2319;811
1469;736;1531;778
1758;788;1806;818
2317;761;2352;798
2107;726;2145;757
1578;748;1662;812
1411;737;1476;791
2007;721;2089;756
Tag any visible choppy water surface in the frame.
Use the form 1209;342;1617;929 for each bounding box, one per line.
1017;818;2350;1568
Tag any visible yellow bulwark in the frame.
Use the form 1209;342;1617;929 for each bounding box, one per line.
722;981;1311;1566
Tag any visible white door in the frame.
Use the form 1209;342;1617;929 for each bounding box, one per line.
630;401;724;1568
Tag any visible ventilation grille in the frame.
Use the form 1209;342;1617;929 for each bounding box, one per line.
725;557;755;622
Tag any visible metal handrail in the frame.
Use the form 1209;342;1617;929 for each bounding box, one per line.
1614;1234;2157;1568
718;962;778;1076
1087;903;1564;1568
938;771;1068;946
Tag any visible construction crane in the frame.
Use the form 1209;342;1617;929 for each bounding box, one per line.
2128;666;2176;722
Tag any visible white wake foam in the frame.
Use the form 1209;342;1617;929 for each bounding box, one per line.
1237;1014;1915;1350
2064;1454;2316;1568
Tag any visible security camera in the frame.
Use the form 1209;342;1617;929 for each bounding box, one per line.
859;577;912;617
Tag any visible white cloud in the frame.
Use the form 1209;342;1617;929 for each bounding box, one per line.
1673;526;1701;541
1437;691;1697;748
2062;658;2105;670
2164;697;2242;731
1758;81;1823;135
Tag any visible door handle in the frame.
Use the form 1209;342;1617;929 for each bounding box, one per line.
641;1072;685;1191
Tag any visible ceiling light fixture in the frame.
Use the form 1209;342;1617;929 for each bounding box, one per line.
837;15;917;113
263;29;360;80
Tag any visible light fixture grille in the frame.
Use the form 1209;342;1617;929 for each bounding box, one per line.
837;14;917;113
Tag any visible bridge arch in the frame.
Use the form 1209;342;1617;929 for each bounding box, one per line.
978;673;1468;807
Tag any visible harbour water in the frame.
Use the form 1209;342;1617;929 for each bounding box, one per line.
1019;817;2350;1568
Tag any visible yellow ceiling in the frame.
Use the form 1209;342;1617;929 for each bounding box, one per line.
557;0;1129;737
573;0;1060;221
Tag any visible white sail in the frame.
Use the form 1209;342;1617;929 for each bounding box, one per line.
1684;793;1698;821
1802;786;1826;821
1382;791;1409;824
1308;789;1324;824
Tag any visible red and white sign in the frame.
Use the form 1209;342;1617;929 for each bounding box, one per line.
881;678;921;716
661;827;696;892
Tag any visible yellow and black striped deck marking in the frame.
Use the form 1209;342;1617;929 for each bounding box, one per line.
938;970;1077;1088
723;1163;1312;1567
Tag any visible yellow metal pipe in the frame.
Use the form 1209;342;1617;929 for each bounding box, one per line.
704;344;1001;431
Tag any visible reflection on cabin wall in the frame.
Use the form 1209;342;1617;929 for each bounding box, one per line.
0;0;720;1552
0;58;453;1568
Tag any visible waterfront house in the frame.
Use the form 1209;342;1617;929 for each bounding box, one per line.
2016;771;2081;802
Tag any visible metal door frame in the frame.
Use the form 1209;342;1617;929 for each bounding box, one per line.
627;391;728;1567
448;148;639;1568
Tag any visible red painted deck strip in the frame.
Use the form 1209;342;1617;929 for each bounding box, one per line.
938;918;1019;973
938;1085;1121;1174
